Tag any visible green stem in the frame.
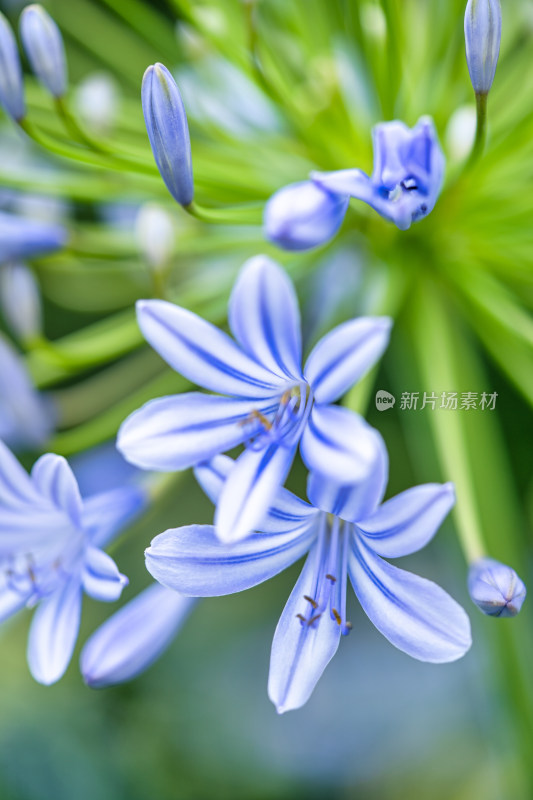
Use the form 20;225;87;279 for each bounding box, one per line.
467;92;488;167
185;200;263;225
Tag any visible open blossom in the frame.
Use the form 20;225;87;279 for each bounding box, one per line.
312;117;445;232
0;440;145;684
146;452;471;713
118;255;391;542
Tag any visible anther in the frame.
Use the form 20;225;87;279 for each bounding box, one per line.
307;614;322;626
296;613;306;624
325;573;337;584
332;608;342;625
304;595;318;609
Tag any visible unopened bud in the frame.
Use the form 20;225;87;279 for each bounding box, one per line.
135;203;175;271
20;5;67;99
0;262;43;341
468;558;526;617
464;0;502;95
0;11;25;121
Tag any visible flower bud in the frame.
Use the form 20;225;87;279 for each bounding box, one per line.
0;262;43;342
464;0;502;95
263;180;349;252
20;5;67;99
0;211;66;263
80;583;195;688
135;203;175;271
142;63;194;207
468;558;526;617
0;11;25;121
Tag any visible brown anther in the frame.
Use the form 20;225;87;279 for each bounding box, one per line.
280;390;291;406
325;573;337;584
28;566;36;584
296;613;307;624
303;595;318;609
332;608;342;625
248;409;273;431
307;614;322;626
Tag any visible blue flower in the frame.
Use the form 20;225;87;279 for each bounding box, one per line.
0;439;145;684
118;255;392;542
20;5;67;99
0;262;42;342
145;452;472;713
264;180;350;251
80;583;195;688
0;10;25;121
0;335;54;450
0;211;67;263
468;558;526;617
464;0;501;95
312;117;445;232
142;63;194;207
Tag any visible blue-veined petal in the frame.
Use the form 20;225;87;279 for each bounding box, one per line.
118;393;277;471
372;121;412;188
0;211;66;263
304;317;392;404
26;575;82;685
195;455;318;534
228;255;302;380
0;438;41;507
31;453;83;528
214;443;297;543
357;483;455;558
307;433;388;521
81;583;195;688
0;585;28;623
82;547;128;602
301;405;383;485
136;299;284;398
348;538;471;662
311;168;374;199
83;486;147;549
268;540;342;714
146;523;315;596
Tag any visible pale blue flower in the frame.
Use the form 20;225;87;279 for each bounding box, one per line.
146;453;471;713
80;583;195;688
464;0;502;95
0;211;66;263
264;181;350;251
0;334;54;449
20;5;67;99
0;10;25;121
0;439;145;684
468;558;526;617
118;255;391;542
312;117;445;232
142;63;194;207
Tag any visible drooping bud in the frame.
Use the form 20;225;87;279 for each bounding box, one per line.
80;583;195;688
0;11;25;121
20;5;67;99
0;262;43;342
135;203;175;272
464;0;502;95
468;558;526;617
141;63;194;207
263;180;349;252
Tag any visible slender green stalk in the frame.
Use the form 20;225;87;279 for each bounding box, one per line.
467;92;488;167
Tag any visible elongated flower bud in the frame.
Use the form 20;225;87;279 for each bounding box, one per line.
142;63;194;207
0;11;25;121
468;558;526;617
464;0;502;95
20;5;67;99
264;180;349;251
135;203;175;271
0;262;43;342
80;584;195;687
0;212;66;263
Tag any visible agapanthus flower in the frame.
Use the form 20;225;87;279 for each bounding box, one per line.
0;440;145;684
145;452;472;713
118;255;391;542
0;335;54;449
0;210;66;263
468;558;526;617
464;0;502;96
312;117;445;232
81;583;195;688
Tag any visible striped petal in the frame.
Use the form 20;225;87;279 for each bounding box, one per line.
82;547;128;602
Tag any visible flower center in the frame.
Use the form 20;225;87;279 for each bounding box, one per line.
295;514;352;636
242;382;312;451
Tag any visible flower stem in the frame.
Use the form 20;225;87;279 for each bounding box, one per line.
467;92;488;167
185;200;263;225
